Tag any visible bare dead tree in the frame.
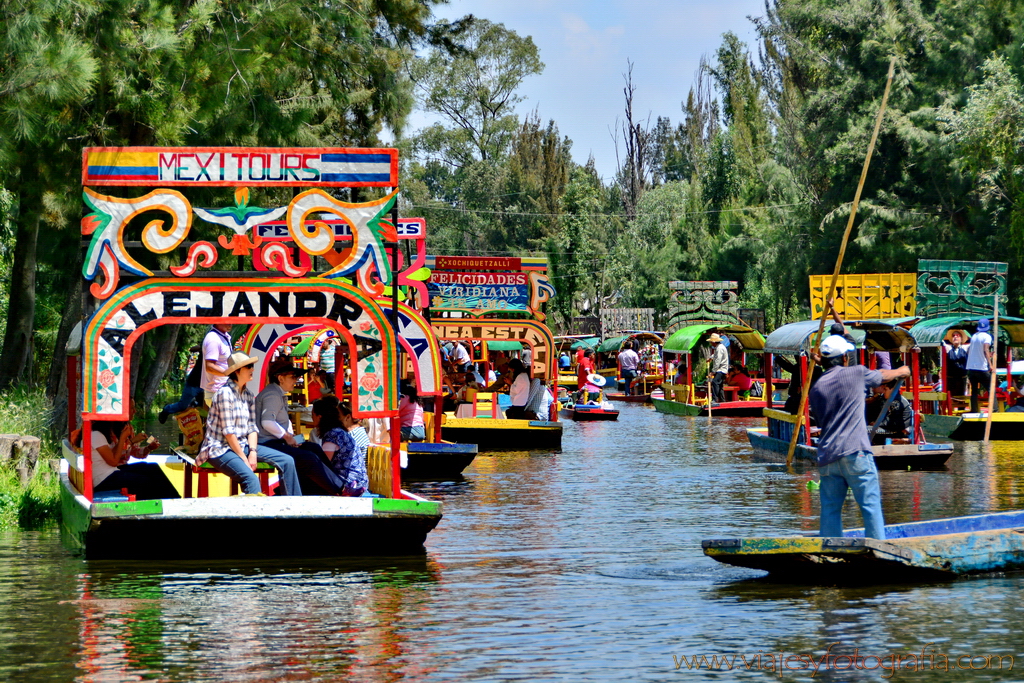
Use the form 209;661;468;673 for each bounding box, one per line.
613;61;654;222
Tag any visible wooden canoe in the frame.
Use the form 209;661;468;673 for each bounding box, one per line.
404;442;478;478
703;509;1024;582
559;404;620;421
746;427;954;470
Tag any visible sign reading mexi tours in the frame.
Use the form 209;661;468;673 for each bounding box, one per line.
83;147;399;187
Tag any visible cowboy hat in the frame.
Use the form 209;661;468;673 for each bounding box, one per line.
586;373;607;387
708;333;723;343
225;351;259;374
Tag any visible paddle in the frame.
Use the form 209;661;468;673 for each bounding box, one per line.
786;57;897;465
985;294;999;442
868;378;905;441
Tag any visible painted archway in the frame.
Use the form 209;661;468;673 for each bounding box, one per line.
82;278;398;419
240;300;441;396
430;319;555;380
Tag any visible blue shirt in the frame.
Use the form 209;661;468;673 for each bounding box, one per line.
808;365;883;466
323;427;368;495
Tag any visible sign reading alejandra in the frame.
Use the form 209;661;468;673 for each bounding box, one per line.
427;271;528;311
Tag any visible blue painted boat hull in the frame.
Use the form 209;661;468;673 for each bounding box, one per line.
703;510;1024;582
404;442;478;478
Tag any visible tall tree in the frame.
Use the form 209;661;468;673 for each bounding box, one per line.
411;18;544;164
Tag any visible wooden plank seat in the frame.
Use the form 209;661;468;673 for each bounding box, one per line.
173;448;274;498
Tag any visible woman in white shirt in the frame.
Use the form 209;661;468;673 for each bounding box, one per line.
89;420;178;500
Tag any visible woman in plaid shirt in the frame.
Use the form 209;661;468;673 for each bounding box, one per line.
198;352;301;495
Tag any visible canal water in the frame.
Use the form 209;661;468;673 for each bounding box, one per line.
2;405;1023;681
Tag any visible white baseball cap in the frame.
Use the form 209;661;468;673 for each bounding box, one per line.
819;335;855;358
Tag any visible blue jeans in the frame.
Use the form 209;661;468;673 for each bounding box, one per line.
255;444;302;496
162;385;204;415
209;444;302;495
401;425;425;441
207;447;263;494
819;451;886;539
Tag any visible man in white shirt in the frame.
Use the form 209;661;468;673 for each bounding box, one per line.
617;342;641;395
201;323;234;405
452;341;472;372
966;318;994;413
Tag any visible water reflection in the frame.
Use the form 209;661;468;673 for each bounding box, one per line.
69;556;443;682
1;404;1022;681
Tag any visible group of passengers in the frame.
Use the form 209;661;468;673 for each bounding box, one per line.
85;323;372;502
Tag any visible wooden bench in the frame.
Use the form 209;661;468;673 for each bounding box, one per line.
173;448;274;497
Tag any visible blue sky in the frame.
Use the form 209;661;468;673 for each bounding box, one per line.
404;0;768;182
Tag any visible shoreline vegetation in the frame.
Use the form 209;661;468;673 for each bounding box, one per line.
0;387;61;529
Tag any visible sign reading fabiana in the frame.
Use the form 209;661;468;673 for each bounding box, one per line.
83;147;399;187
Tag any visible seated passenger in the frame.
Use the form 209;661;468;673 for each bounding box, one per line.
89;419;179;500
865;379;913;444
311;398;367;497
399;385;426;441
197;352;302;495
727;364;754;399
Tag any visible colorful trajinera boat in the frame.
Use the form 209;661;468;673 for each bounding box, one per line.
61;145;443;559
429;313;563;452
595;331;665;402
653;323;777;416
745;319;953;469
908;315;1024;440
702;509;1024;582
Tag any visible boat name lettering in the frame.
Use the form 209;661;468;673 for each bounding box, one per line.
431;272;527;286
102;291;364;356
434;256;521;271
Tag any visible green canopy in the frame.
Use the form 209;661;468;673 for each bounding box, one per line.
908;315;1024;348
663;323;766;354
596;335;628;353
290;335;314;356
486;341;523;351
569;337;600;351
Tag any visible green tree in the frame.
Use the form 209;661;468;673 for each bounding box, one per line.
411;18;544;164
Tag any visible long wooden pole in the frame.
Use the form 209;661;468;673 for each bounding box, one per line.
786;57;896;465
984;294;999;442
707;373;713;424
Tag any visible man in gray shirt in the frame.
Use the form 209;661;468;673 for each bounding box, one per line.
809;335;909;540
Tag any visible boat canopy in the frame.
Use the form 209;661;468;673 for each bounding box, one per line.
845;320;917;353
908;315;1024;348
596;335;627;353
486;340;523;351
290;335;314;356
596;332;663;353
663;323;766;354
763;320;867;355
570;337;600;351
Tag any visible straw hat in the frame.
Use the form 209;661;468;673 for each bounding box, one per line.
586;373;607;387
708;333;723;343
225;351;259;374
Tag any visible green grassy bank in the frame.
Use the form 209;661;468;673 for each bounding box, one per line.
0;387;61;529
